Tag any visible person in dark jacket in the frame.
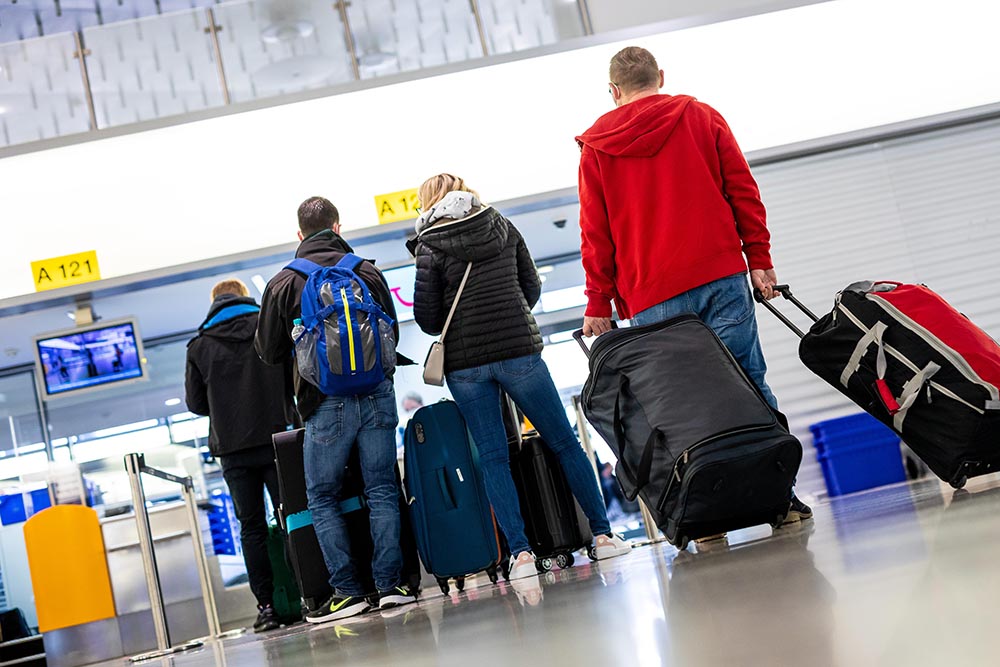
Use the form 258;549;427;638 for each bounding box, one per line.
185;278;297;633
255;196;415;624
411;174;632;582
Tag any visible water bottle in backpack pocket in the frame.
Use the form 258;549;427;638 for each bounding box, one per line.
286;254;396;396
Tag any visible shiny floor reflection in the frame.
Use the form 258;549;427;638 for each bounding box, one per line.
91;474;1000;667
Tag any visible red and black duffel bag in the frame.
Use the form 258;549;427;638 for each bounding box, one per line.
760;281;1000;488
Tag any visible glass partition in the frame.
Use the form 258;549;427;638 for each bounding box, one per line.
345;0;482;79
0;33;91;147
0;371;46;481
214;0;356;102
481;0;585;55
81;8;225;129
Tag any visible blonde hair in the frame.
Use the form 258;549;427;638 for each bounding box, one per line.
211;278;249;301
418;173;480;210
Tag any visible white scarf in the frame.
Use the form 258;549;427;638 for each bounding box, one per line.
415;191;482;234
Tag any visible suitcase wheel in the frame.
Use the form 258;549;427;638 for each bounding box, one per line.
586;546;598;562
437;577;450;595
950;475;968;490
676;537;690;551
487;566;499;585
555;552;575;569
771;513;788;530
501;560;511;581
455;576;466;592
535;557;553;573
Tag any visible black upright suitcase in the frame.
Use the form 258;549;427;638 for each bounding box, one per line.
574;315;803;549
272;429;420;611
509;431;594;570
273;429;331;611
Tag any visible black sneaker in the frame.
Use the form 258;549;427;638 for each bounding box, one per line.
253;604;281;633
782;495;814;525
305;594;371;624
378;585;416;610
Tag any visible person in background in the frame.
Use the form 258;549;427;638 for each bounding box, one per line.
255;196;416;623
185;278;298;633
410;174;632;582
575;46;812;525
396;392;425;461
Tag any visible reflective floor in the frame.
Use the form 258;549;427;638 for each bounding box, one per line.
92;474;1000;667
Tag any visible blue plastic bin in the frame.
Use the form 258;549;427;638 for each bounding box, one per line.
0;493;28;525
810;413;907;497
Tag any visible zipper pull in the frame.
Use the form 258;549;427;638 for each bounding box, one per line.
674;468;682;482
926;385;933;404
683;450;689;465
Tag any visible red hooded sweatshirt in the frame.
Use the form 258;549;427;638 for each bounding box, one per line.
576;94;771;319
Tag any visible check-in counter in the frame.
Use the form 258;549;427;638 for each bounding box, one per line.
35;501;256;667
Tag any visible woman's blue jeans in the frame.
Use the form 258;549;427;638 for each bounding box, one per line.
447;353;612;556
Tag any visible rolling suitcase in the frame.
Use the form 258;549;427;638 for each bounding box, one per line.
573;315;802;549
756;282;1000;488
403;400;506;594
509;430;594;571
273;429;331;611
272;429;420;611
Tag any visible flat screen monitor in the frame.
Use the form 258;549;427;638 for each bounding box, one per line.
33;317;147;399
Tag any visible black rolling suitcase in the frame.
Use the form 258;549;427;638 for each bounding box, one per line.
509;430;594;571
273;429;331;611
272;429;420;611
574;315;802;549
756;282;1000;488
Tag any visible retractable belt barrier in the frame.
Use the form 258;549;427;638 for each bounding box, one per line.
123;452;236;662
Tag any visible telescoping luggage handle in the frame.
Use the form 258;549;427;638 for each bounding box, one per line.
572;322;619;359
753;284;819;339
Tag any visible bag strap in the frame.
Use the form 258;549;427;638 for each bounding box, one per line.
285;258;322;276
335;253;364;272
438;262;473;343
611;379;664;501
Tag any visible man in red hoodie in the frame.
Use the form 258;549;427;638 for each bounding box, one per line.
577;46;811;523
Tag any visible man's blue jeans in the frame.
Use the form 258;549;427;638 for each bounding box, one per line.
632;272;779;409
447;354;612;556
303;379;401;596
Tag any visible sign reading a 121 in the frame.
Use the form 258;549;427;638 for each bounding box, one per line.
374;188;420;225
31;250;101;292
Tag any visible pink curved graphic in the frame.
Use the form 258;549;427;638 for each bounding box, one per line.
391;287;414;307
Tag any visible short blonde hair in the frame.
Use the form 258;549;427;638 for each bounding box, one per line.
211;278;249;301
418;173;480;210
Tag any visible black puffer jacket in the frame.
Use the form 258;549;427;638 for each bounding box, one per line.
185;295;298;457
413;206;543;372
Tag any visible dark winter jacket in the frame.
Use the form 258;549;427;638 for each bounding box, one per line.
412;206;543;372
255;230;399;421
185;294;297;457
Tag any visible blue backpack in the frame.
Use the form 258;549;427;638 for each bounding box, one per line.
286;254;396;397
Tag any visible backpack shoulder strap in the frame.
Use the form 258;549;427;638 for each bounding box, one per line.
285;258;323;276
335;253;364;273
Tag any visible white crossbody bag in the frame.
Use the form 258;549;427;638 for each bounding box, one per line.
423;262;473;386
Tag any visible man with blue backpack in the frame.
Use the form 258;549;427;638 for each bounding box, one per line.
256;196;416;622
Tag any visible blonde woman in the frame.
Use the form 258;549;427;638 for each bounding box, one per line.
410;174;630;581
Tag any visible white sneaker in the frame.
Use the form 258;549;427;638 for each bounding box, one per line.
507;551;539;580
593;533;632;560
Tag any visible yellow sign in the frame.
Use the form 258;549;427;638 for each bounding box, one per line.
374;188;420;225
31;250;101;292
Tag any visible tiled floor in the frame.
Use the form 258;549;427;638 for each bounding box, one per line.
91;474;1000;666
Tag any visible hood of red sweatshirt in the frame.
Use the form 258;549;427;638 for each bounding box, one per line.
576;94;695;158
